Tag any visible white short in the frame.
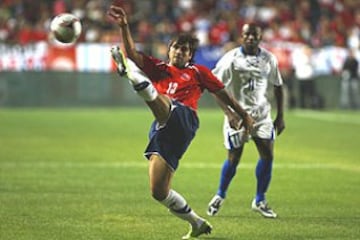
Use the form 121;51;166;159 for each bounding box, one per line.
223;106;275;149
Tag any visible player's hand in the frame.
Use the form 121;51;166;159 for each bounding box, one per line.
273;115;285;136
239;113;255;135
107;5;128;27
227;111;242;130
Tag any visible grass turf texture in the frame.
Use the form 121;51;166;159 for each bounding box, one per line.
0;108;359;240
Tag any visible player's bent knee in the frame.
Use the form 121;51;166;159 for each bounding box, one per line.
133;81;158;101
150;187;168;202
151;191;167;202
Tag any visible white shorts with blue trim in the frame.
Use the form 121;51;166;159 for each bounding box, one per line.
223;109;275;150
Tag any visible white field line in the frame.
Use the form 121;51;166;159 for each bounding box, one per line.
1;161;359;172
293;110;360;125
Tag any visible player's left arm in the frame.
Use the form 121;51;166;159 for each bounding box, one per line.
270;55;285;136
273;85;285;136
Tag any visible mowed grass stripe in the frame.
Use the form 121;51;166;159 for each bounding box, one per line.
293;110;360;124
1;161;360;172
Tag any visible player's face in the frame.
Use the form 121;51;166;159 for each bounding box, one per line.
241;24;262;54
168;42;192;68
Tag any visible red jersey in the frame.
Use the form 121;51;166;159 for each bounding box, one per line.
140;54;225;111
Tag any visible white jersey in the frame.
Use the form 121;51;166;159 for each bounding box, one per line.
212;46;283;120
213;46;283;147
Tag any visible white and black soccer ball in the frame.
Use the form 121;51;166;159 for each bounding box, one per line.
50;13;82;44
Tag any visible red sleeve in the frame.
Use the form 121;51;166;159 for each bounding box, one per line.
194;64;225;92
139;53;168;81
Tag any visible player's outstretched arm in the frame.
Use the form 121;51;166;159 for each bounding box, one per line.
213;89;254;133
107;5;144;67
211;92;241;129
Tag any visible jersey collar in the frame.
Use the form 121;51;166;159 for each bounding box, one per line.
239;46;261;56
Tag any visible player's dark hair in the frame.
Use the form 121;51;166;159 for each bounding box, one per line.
168;33;199;63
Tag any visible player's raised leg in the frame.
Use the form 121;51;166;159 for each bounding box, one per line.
111;46;158;101
111;46;171;125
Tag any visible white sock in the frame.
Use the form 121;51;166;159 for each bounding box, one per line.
130;72;158;101
125;59;158;101
160;189;203;227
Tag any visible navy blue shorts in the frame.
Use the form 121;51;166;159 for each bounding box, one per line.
144;101;199;171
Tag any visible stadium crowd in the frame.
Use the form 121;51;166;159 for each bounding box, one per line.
0;0;359;49
0;0;359;109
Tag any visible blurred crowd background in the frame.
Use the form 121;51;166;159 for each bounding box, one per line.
1;0;359;49
0;0;359;109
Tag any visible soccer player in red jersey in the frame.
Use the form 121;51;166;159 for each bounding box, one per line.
108;5;254;239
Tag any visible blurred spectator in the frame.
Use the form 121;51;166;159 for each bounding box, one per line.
52;0;67;16
347;26;360;50
291;45;322;109
209;13;230;45
193;10;212;46
340;48;360;109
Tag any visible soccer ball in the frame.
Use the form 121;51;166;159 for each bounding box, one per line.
50;13;82;44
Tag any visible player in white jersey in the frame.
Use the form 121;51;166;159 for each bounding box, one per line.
207;23;285;218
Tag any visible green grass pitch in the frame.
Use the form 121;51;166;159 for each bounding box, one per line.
0;108;359;240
